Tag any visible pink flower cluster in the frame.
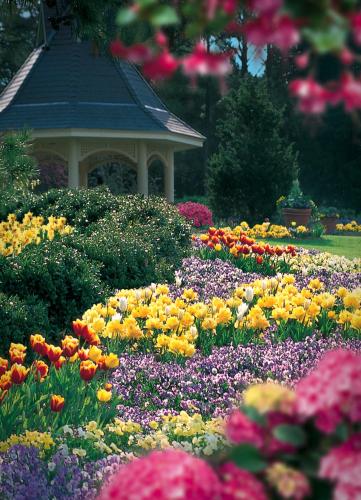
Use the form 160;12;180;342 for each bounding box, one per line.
98;449;268;500
320;434;361;500
177;201;213;228
296;349;361;433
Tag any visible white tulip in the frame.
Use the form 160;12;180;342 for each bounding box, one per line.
244;287;254;302
270;278;278;289
189;325;198;338
237;302;248;320
165;306;171;316
118;297;128;312
178;309;185;320
175;276;182;287
112;312;122;321
150;283;157;292
276;273;283;281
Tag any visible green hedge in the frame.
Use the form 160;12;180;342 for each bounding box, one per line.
0;188;191;350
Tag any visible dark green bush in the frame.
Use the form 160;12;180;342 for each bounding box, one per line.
0;242;108;344
0;292;50;354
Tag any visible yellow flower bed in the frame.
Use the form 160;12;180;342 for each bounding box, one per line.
0;212;73;256
236;221;292;239
0;430;54;456
336;221;361;233
77;278;361;357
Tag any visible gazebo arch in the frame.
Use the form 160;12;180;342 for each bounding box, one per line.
0;0;204;203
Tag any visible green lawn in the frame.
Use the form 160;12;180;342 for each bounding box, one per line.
264;235;361;259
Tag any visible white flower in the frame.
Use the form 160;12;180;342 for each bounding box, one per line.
73;448;87;457
135;290;142;300
165;306;171;316
175;276;182;287
48;462;56;471
118;297;128;312
112;312;122;321
189;325;198;338
270;278;278;289
276;272;283;281
178;309;185;320
237;302;248;320
244;287;254;302
62;425;73;436
150;283;157;292
261;279;268;290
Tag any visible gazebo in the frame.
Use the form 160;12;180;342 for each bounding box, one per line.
0;4;204;202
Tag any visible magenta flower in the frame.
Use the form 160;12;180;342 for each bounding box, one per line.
98;449;221;500
226;409;264;449
218;462;268;500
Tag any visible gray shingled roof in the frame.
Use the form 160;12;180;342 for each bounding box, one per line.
0;24;204;141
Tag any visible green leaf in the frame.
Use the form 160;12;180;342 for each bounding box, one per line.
229;444;267;472
242;405;266;426
303;25;347;54
116;8;137;26
150;6;179;27
273;424;306;447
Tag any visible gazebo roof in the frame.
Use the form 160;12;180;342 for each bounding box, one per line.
0;22;204;145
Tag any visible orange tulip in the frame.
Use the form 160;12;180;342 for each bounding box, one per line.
0;358;8;376
0;372;12;391
9;343;26;353
47;345;63;363
54;356;66;370
10;349;26;365
61;336;79;357
83;329;101;346
30;334;47;356
78;348;89;361
96;355;107;370
10;364;29;384
72;319;88;337
34;360;49;379
79;360;97;381
50;394;65;412
104;383;112;391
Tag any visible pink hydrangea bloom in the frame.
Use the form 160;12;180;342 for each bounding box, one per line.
177;201;213;227
319;433;361;500
295;349;361;433
98;449;221;500
218;462;268;500
226;409;264;448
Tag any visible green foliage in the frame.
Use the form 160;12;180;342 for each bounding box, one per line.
0;291;50;354
0;131;39;201
207;77;298;223
279;180;314;209
0;241;108;349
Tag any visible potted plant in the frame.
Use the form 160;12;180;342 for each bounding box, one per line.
278;181;314;227
319;206;339;234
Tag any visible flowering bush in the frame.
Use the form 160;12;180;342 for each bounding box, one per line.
177;201;213;228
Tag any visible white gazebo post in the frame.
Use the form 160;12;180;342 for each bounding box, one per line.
165;149;174;203
137;141;148;196
68;139;80;188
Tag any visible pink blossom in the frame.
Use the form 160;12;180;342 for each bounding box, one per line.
98;449;221;500
110;40;152;64
226;409;264;448
338;73;361;111
340;48;354;66
248;0;283;15
351;12;361;45
294;53;309;70
296;349;361;433
142;51;179;80
289;78;327;114
182;43;232;78
319;434;361;500
244;14;299;51
218;462;268;500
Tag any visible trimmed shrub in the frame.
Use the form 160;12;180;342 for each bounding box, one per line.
0;292;50;354
177;201;213;227
0;242;108;346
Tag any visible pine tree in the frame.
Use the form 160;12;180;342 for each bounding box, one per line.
207;76;298;222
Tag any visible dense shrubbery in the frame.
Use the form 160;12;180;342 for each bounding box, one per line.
0;188;191;350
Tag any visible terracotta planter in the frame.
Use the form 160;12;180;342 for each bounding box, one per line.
321;216;339;234
283;208;312;227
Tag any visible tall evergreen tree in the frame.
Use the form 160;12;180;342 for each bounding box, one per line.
207;76;298;222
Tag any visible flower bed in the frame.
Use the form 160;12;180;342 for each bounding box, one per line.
1;217;361;498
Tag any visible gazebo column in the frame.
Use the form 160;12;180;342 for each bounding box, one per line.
137;141;148;196
68;139;80;188
165;150;174;203
79;162;88;188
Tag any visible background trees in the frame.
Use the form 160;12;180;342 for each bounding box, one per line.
207;76;297;221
